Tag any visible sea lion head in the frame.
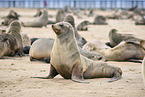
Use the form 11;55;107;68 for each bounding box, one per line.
109;29;118;35
63;15;75;27
52;22;73;36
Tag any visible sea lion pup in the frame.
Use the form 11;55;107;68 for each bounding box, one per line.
142;57;145;86
109;29;141;47
93;15;108;25
55;9;66;23
0;20;23;57
29;38;106;63
63;14;87;47
33;22;122;83
92;40;145;62
22;9;48;27
77;21;90;31
2;10;19;26
34;9;42;17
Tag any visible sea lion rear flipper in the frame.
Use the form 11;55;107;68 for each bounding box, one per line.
71;63;89;83
32;64;59;79
108;71;122;82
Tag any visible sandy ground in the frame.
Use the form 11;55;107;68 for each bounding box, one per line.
0;8;145;97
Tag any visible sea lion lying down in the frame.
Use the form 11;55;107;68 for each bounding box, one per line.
0;20;24;57
84;40;145;62
22;9;48;27
108;29;141;47
29;38;106;63
33;22;122;83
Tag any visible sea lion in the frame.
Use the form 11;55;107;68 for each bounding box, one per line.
7;20;24;56
63;14;87;47
56;9;65;23
109;29;141;47
2;10;19;26
23;9;48;27
29;38;106;63
29;38;55;62
142;57;145;86
88;9;94;17
0;20;23;57
77;21;90;31
33;22;122;83
91;40;145;62
63;6;72;13
83;40;111;51
93;15;108;25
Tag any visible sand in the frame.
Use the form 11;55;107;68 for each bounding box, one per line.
0;8;145;97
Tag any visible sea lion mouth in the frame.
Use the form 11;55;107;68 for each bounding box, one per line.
52;24;62;35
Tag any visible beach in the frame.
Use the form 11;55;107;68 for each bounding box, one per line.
0;8;145;97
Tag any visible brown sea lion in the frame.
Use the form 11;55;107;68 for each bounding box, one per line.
33;22;122;83
142;56;145;86
92;40;145;62
56;9;65;23
23;9;48;27
109;29;141;47
93;15;108;25
77;21;90;31
0;20;23;57
2;10;19;26
7;20;24;56
63;14;87;47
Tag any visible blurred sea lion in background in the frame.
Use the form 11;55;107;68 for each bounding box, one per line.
108;29;141;47
2;10;20;26
77;21;90;31
22;9;48;27
93;15;108;25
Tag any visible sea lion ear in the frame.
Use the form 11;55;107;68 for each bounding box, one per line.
140;40;145;49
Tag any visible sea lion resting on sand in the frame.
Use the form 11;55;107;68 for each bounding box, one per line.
33;22;122;83
85;40;145;62
29;38;106;63
0;20;23;57
23;9;48;27
83;40;111;51
93;15;108;25
2;10;20;26
108;29;141;47
77;21;90;31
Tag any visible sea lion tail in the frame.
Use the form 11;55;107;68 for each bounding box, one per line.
108;68;122;82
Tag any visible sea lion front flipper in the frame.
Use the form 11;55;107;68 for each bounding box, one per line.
32;64;59;79
71;63;89;83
